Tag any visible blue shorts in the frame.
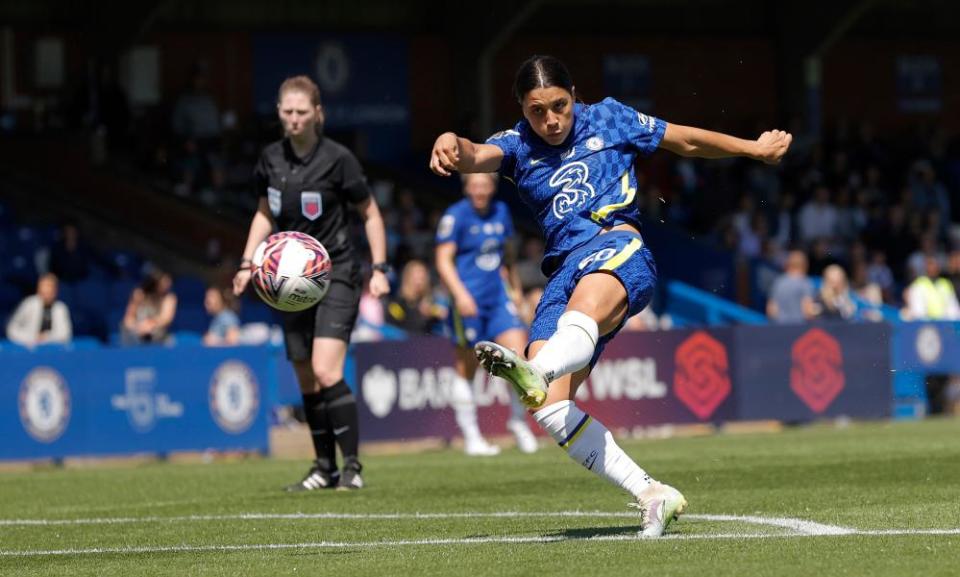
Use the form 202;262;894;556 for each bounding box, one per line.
448;289;525;348
528;231;657;368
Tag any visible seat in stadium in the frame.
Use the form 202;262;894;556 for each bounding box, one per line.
172;331;203;346
75;278;110;316
173;276;207;306
173;304;209;334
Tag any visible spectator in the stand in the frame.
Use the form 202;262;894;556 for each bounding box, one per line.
384;260;442;334
6;273;72;347
47;222;96;282
835;187;865;242
877;204;915;282
767;250;817;324
798;185;838;245
515;236;548;290
815;265;856;321
121;268;178;345
737;213;767;259
906;234;944;281
904;256;960;321
860;164;887;206
171;68;224;196
731;195;754;239
808;237;841;277
771;193;796;252
519;286;543;326
908;160;950;236
948;249;960;296
203;286;239;346
867;250;895;303
353;271;387;342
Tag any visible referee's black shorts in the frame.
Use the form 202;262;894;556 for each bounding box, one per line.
281;259;362;361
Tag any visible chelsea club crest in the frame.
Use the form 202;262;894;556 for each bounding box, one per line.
209;361;260;434
19;367;71;443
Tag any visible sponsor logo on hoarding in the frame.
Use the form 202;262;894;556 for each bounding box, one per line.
19;367;71;443
361;365;398;418
578;358;667;401
361;364;515;418
111;368;184;433
790;328;845;413
673;331;731;420
209;361;260;434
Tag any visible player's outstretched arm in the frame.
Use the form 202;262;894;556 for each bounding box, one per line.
430;132;504;176
660;123;792;165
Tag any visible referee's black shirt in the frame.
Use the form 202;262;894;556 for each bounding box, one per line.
254;135;371;265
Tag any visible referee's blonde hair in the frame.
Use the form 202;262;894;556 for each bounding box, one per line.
278;75;321;107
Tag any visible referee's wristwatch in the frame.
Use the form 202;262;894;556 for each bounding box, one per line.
372;262;392;274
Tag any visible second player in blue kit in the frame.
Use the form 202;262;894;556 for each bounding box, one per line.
430;55;792;537
435;173;539;455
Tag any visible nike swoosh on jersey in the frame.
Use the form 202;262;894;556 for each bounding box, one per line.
530;158;545;166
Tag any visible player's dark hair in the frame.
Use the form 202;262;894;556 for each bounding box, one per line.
512;55;574;103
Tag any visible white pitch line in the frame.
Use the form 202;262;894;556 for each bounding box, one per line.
3;529;960;557
0;511;929;538
0;511;636;527
687;513;855;535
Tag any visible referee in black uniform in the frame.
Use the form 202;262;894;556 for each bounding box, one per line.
233;75;390;491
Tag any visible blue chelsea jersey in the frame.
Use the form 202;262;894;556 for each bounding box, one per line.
436;198;514;305
485;97;665;276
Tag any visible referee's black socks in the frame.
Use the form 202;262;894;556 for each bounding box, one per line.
323;380;361;470
301;392;337;473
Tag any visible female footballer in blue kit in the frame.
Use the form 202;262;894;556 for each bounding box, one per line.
429;55;791;537
435;172;539;456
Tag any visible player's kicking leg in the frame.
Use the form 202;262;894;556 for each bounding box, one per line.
476;276;686;536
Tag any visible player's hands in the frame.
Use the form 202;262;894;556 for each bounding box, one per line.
369;270;390;298
755;130;792;165
430;132;461;176
233;269;251;296
455;293;478;318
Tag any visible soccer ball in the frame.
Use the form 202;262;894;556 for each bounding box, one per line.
251;231;331;312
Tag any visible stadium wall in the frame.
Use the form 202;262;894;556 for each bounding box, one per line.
11;322;960;460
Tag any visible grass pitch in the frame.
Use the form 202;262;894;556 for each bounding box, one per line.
2;418;959;576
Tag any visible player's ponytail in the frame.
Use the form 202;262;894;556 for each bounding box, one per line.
512;55;574;103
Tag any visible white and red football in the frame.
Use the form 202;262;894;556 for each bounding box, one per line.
251;231;331;312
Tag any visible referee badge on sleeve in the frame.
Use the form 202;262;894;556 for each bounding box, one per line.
301;191;322;221
267;187;282;216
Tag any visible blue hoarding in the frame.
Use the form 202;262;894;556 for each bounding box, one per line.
1;346;272;460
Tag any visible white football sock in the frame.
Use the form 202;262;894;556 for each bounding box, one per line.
450;376;484;444
530;311;599;383
534;400;652;497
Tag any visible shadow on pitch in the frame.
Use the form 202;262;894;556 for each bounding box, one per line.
548;526;638;540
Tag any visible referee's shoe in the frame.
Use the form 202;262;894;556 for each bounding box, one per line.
285;461;339;492
337;459;364;490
